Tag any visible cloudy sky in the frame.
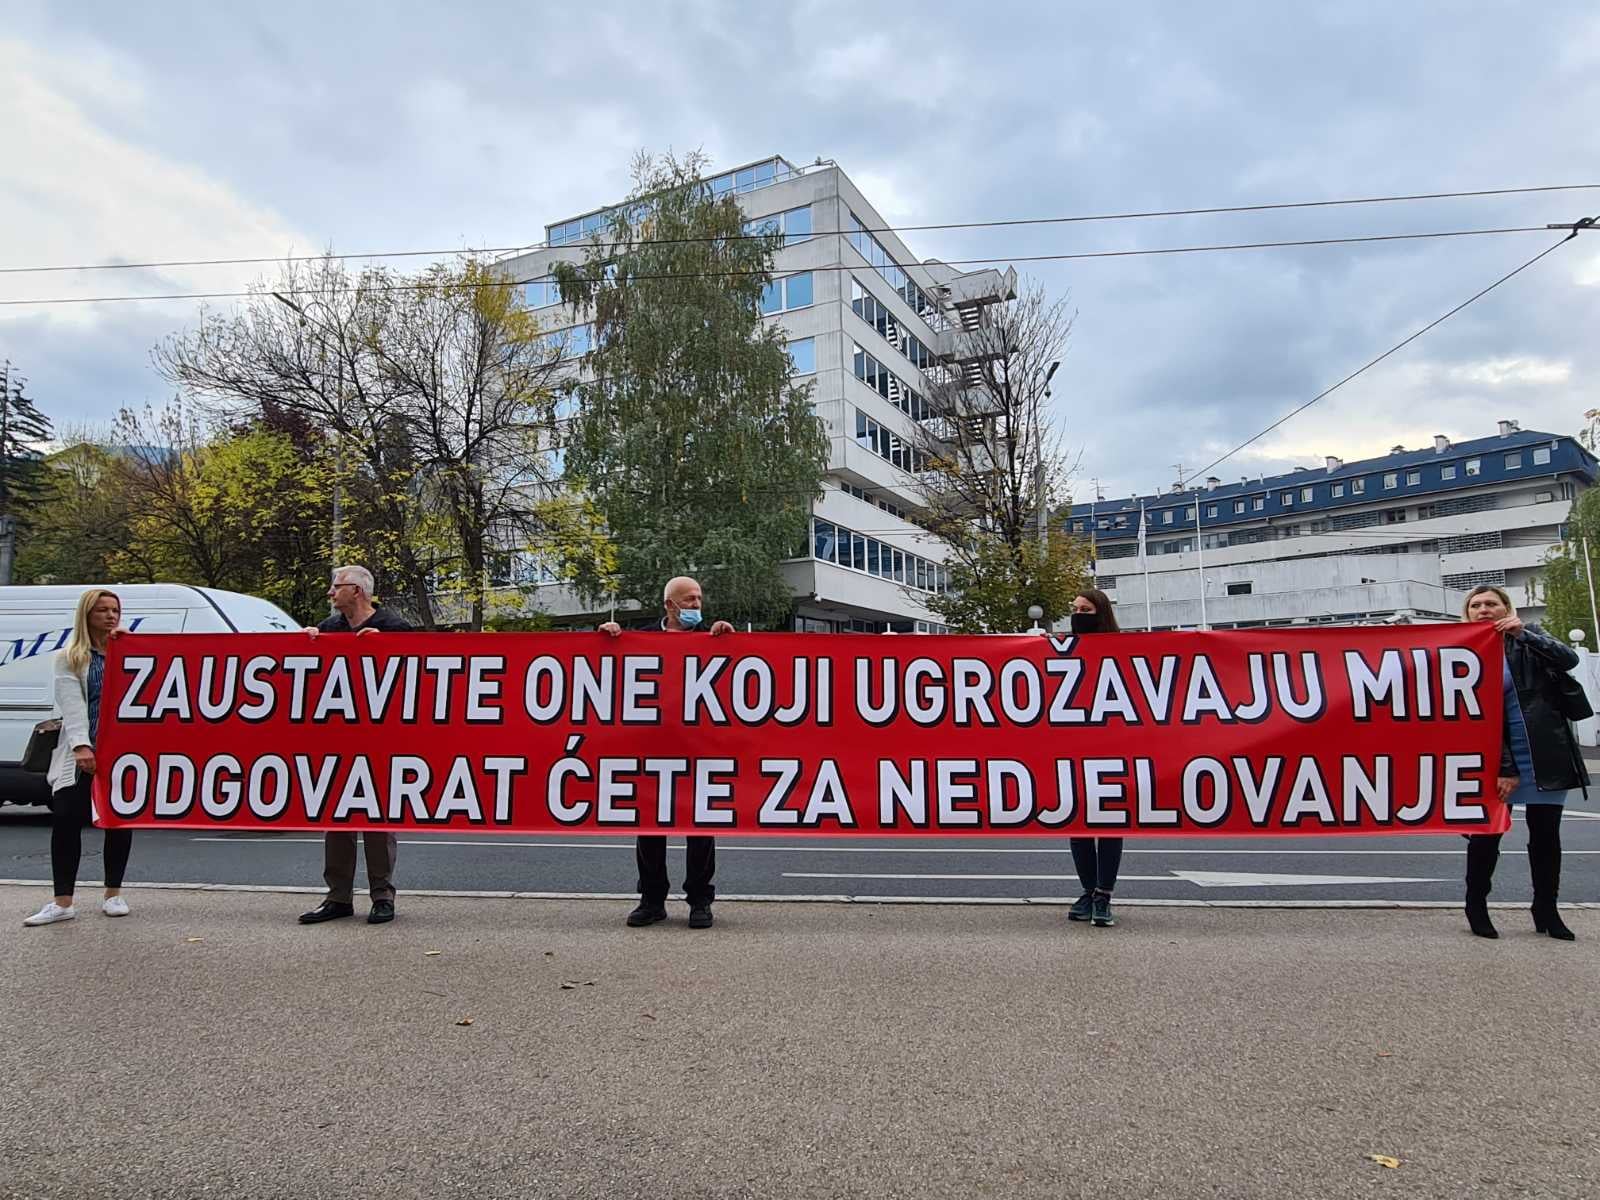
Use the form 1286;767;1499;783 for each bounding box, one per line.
3;1;1597;500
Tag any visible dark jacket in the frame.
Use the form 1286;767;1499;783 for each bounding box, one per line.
1501;623;1590;793
317;605;415;633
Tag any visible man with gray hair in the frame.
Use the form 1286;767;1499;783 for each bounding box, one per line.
600;575;733;929
298;565;415;926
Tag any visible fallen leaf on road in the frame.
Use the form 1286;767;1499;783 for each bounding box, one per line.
455;1017;474;1027
642;1013;656;1021
543;951;554;957
183;937;203;943
424;950;442;957
1365;1154;1401;1169
1376;1052;1393;1058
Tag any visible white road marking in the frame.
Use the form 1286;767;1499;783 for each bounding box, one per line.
785;870;1445;887
781;872;1172;882
1171;870;1444;888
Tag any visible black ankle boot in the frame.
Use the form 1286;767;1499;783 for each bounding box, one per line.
1532;902;1576;941
1465;899;1498;939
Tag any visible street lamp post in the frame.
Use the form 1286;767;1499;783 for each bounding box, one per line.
272;291;344;559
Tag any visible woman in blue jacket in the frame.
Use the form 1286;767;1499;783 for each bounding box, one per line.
1462;585;1587;941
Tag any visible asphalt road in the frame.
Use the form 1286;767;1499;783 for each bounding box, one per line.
5;803;1600;905
4;887;1597;1199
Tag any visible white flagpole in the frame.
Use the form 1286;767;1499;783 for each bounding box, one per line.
1139;499;1152;631
1193;488;1208;630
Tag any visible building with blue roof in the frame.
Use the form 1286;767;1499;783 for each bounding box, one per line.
1066;421;1596;629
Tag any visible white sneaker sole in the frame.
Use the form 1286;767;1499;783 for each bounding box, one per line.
23;912;76;927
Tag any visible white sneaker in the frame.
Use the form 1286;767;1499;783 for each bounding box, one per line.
102;896;130;918
23;901;76;927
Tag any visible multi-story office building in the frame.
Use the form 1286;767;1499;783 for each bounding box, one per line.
1070;422;1596;629
497;155;1018;632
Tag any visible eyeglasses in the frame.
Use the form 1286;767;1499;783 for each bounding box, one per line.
329;582;360;591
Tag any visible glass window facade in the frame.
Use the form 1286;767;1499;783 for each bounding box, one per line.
548;158;798;246
851;279;939;373
744;205;813;244
812;518;948;593
521;276;561;309
1384;473;1398;489
1465;458;1481;476
1442;464;1457;480
855;408;930;473
787;337;816;375
1504;453;1522;469
853;343;936;422
537;323;595;358
1300;486;1314;502
760;272;814;315
847;213;948;332
1407;470;1422;485
1534;446;1552;465
1352;478;1366;493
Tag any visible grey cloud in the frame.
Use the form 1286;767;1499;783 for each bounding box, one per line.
3;0;1597;498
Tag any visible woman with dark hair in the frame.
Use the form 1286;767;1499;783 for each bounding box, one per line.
1066;587;1124;928
1461;584;1587;940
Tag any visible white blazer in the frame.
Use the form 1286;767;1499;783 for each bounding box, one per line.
48;649;93;795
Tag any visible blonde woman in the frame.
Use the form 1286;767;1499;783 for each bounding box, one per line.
23;589;134;927
1461;585;1586;941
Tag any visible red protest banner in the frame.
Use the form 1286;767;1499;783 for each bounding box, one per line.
91;625;1508;837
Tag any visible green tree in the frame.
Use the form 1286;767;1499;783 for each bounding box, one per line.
11;440;133;586
100;401;330;621
156;254;609;629
909;281;1091;631
1539;482;1600;646
929;531;1092;633
0;360;55;580
553;151;829;628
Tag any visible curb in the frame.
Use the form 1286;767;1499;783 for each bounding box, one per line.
2;879;1597;910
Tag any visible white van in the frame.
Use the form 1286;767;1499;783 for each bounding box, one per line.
0;584;300;806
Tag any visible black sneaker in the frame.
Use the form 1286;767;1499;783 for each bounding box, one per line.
367;899;395;924
626;903;668;927
298;900;354;925
1091;892;1116;928
1067;893;1094;922
688;904;714;929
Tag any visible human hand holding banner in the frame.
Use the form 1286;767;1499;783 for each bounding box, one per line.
92;625;1508;837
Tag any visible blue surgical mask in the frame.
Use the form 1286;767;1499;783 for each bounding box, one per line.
677;608;704;628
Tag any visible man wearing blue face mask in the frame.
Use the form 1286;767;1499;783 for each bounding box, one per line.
600;575;734;928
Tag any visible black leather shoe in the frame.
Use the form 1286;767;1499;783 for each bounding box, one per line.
367;899;395;924
298;901;354;925
1067;893;1094;922
626;903;667;927
688;904;714;929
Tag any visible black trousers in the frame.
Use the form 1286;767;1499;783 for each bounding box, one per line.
1070;837;1124;893
635;836;715;906
322;831;398;905
51;777;132;898
1466;805;1563;907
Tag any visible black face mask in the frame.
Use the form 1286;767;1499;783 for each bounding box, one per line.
1070;611;1101;635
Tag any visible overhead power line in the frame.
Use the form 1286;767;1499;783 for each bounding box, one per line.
0;224;1562;309
1179;221;1596;486
0;182;1596;277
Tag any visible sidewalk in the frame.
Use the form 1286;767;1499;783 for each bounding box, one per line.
3;885;1596;1200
